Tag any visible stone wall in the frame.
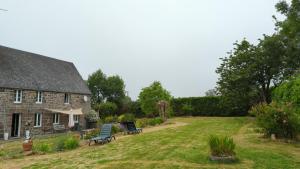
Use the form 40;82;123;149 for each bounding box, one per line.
0;88;91;138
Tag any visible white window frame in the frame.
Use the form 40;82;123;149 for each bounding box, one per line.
14;90;22;103
64;93;70;104
53;113;60;124
74;115;79;123
36;91;43;104
34;113;42;127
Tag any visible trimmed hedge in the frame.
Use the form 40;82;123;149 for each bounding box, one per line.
171;96;235;116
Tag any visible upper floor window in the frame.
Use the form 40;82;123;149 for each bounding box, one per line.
64;93;70;104
14;90;22;103
36;91;43;103
34;113;42;127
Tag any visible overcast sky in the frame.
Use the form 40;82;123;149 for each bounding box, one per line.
0;0;283;100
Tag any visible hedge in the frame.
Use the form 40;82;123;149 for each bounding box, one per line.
171;96;235;116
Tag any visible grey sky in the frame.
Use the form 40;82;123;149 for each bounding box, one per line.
0;0;283;100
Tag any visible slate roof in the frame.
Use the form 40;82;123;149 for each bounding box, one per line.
0;45;91;95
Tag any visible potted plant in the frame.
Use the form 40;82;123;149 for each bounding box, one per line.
208;135;236;162
23;121;33;152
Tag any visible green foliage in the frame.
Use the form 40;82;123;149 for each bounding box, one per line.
85;110;99;122
104;115;118;123
273;74;300;107
209;135;236;157
84;128;100;140
63;137;80;150
87;69;126;110
250;102;300;139
55;137;67;151
98;102;118;117
171;96;235;116
148;117;164;126
118;113;135;123
136;117;164;128
138;81;172;117
111;124;123;134
34;143;51;153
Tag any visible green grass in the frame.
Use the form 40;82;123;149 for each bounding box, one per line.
1;117;300;169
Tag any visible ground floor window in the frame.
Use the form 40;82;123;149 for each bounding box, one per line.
34;113;42;127
74;115;79;123
53;113;60;124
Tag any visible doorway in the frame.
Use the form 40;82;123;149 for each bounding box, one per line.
11;113;21;137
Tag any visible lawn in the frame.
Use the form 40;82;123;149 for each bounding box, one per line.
1;117;300;169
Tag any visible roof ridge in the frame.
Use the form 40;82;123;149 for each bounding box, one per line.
0;45;73;64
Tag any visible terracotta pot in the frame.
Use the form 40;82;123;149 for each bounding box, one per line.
23;140;33;151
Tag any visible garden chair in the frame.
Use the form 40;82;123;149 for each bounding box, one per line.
89;123;116;146
124;122;143;135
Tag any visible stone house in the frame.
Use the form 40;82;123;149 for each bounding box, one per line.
0;45;91;139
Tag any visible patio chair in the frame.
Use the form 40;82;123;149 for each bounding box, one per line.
124;121;143;135
89;123;116;146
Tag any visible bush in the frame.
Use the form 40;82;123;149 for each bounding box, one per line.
273;74;300;107
34;143;51;153
250;102;300;139
84;128;100;140
148;117;164;126
104;115;118;123
99;102;118;117
85;110;99;123
209;135;236;157
55;137;67;151
64;137;80;150
111;124;123;134
171;96;235;117
136;119;148;128
118;113;135;123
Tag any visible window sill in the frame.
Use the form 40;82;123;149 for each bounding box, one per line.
14;101;22;104
64;103;70;105
35;102;42;104
34;126;42;128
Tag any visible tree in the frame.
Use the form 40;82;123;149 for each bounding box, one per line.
87;69;126;110
216;36;286;113
275;0;300;77
138;81;171;117
98;102;118;117
87;69;107;106
105;75;126;106
205;89;218;96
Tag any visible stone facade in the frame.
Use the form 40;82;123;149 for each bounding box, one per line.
0;88;91;139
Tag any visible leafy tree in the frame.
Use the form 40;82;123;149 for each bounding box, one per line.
205;89;218;96
275;0;300;77
105;75;126;106
138;81;171;117
216;36;285;113
87;69;126;110
98;102;118;117
87;69;107;106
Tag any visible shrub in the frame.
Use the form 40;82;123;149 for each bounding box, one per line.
99;102;118;117
104;115;118;123
34;143;51;153
111;124;123;134
64;137;80;150
273;74;300;107
148;117;164;126
84;128;100;140
171;96;235;117
85;110;99;123
55;136;68;151
118;113;135;123
136;119;148;128
250;102;300;139
209;135;236;157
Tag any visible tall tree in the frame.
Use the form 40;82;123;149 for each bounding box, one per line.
138;81;171;117
87;69;107;106
87;69;126;110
